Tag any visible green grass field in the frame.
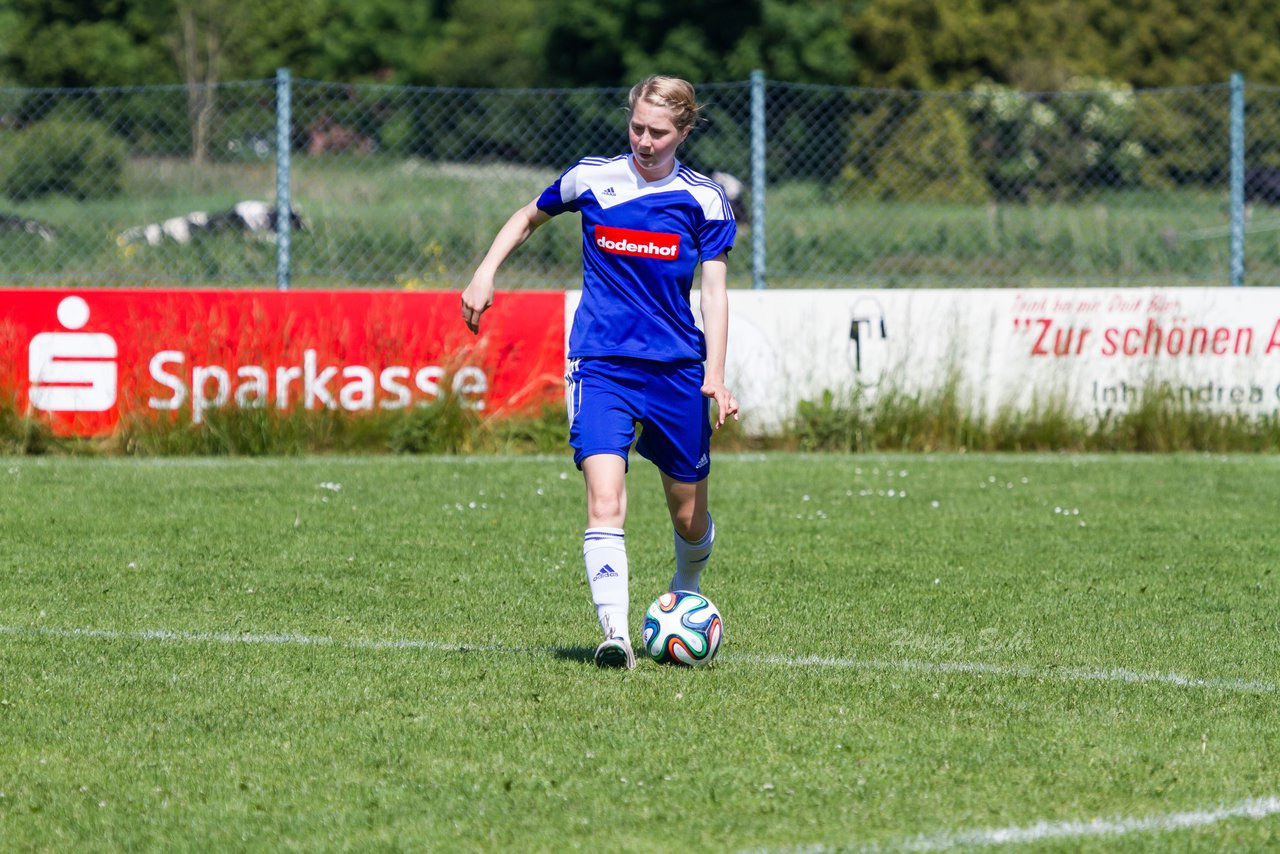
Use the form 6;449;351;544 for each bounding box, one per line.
3;452;1280;851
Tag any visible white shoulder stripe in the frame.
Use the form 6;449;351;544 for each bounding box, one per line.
677;166;735;220
678;166;732;197
678;166;730;193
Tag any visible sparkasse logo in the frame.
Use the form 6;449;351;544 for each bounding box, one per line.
28;296;118;413
5;290;567;439
20;295;490;426
594;225;680;260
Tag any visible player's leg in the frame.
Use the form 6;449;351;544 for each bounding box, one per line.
661;474;713;593
634;361;716;594
568;357;639;669
583;455;634;668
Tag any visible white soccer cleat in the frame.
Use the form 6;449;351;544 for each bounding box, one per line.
594;616;635;670
594;636;635;669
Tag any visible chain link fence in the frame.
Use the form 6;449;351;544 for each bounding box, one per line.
2;75;1279;289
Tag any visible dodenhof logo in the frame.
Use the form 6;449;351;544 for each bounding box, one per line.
594;225;680;260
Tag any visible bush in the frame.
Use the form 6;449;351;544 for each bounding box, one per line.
842;96;989;204
2;114;128;201
389;395;482;454
967;77;1144;202
0;400;55;455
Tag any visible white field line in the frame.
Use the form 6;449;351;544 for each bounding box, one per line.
0;624;500;653
1;623;1274;695
736;652;1278;694
764;794;1280;853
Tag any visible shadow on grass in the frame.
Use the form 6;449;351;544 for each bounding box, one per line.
550;646;597;665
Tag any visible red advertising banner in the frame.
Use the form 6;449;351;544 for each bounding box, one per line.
0;290;566;436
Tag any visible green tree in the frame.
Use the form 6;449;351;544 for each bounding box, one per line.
8;0;1280;96
544;0;759;86
168;0;261;162
255;0;448;83
845;0;1280;92
414;0;547;87
0;3;22;85
849;0;1014;90
2;0;172;87
725;0;862;84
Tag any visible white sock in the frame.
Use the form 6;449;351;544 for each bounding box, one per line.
584;527;629;640
670;513;714;593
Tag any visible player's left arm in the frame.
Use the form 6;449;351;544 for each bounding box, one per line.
698;252;739;429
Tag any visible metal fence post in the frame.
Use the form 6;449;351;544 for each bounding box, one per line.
750;70;766;290
276;67;292;292
1230;72;1245;288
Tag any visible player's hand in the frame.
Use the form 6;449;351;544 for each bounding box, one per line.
460;274;494;334
701;380;739;430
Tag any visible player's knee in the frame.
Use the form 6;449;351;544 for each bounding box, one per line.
673;509;708;542
587;491;625;526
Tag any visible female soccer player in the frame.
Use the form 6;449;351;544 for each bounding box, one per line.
461;76;738;670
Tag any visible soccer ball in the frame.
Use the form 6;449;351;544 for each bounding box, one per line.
642;591;723;666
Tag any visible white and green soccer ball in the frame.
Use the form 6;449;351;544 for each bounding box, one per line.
641;591;723;666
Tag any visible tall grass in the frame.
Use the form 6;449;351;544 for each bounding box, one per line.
790;375;1280;453
0;395;569;457
0;400;56;455
4;381;1280;456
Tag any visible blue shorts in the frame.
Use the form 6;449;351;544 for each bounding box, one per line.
565;357;711;483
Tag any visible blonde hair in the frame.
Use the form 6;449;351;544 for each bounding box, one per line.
628;76;702;135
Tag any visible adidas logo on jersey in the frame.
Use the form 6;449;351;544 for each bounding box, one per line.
594;225;680;260
696;453;709;469
601;187;617;196
593;564;620;581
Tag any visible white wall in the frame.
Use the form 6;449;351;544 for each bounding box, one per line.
572;288;1280;433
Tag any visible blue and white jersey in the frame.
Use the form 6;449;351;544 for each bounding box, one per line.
537;154;736;363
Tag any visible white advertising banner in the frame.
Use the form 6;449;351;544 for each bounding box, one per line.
570;288;1280;434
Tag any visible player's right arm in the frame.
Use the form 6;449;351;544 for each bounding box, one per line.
461;198;551;334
